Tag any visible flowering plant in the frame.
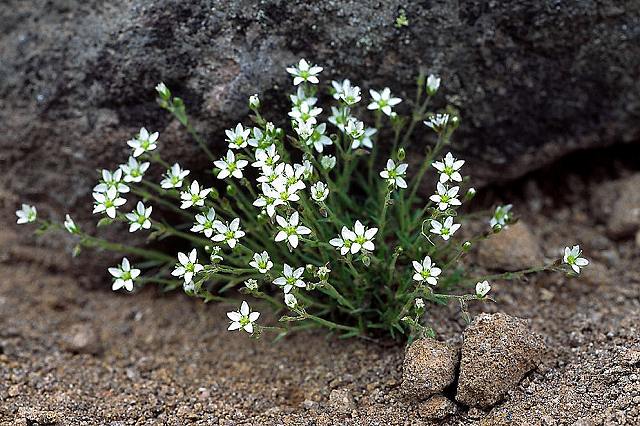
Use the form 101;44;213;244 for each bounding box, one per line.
17;61;587;341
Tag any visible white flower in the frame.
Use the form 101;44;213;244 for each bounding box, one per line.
108;257;140;292
331;79;352;100
290;86;317;107
289;102;322;124
253;185;284;217
340;84;361;105
328;106;350;131
275;212;312;249
155;82;170;99
191;208;216;238
15;204;37;224
563;245;589;274
252;145;280;169
430;216;461;241
209;245;223;263
64;214;79;234
429;183;461;211
380;159;408;189
93;186;126;218
475;280;491;297
248;126;275;151
490;204;513;228
180;180;212;209
171;249;204;284
249;94;260;109
273;264;306;293
329;227;354;255
286;59;323;85
320;155;337;170
295;160;314;180
244;279;258;291
412;256;442;285
432;152;464;183
424;113;451;132
249;251;273;274
212;218;245;248
277;163;306;192
415;298;425;309
94;169;130;194
367;88;402;116
345;118;365;139
225;123;251;149
294;118;315;140
127;127;159;157
310;181;329;202
214;150;248;180
160;163;190;189
351;127;377;150
307;123;332;153
227;301;260;333
284;293;298;308
317;265;331;280
426;74;441;95
346;220;378;254
120;156;150;183
125;201;153;232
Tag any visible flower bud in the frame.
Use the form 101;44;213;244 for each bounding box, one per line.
226;184;236;196
397;148;406;161
465;187;476;200
155;82;171;100
426;74;441;96
249;94;260;109
462;241;472;251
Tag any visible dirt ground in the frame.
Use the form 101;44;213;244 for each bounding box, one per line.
1;153;639;425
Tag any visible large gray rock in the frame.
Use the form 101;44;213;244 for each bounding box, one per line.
1;0;639;228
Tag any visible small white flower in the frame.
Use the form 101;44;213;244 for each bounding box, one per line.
295;160;314;181
244;279;258;291
284;293;298;308
329;227;353;256
290;86;317;108
251;145;280;169
320;155;337;170
367;88;402;116
317;265;331;280
475;280;491;297
160;163;190;189
225;123;251;150
191;208;216;238
289;102;322;124
120;156;150;183
310;181;329;202
209;246;223;262
490;204;513;228
307;122;332;153
340;84;361;105
155;82;170;99
412;256;442;285
249;251;273;274
15;204;37;224
248;126;275;151
331;79;354;100
275;212;312;249
415;298;425;309
346;220;378;254
227;301;260;333
214;150;248;180
64;214;79;234
249;94;260;109
429;183;461;211
351;127;377;150
345;117;365;139
426;74;441;95
286;59;323;85
563;245;589;274
127;127;159;157
253;185;284;218
380;159;408;189
430;216;461;241
432;152;464;183
424;113;451;132
212;218;245;248
108;257;140;292
273;264;306;293
180;180;212;209
93;186;126;219
294;118;315;140
125;201;153;232
328;106;350;131
171;249;204;284
94;169;130;194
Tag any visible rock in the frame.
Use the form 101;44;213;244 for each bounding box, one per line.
477;222;544;271
417;395;457;420
328;388;356;415
401;339;459;400
63;323;102;355
581;261;612;286
2;0;639;231
591;174;640;239
16;407;62;426
456;313;544;408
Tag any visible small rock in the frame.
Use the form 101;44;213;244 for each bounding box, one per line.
7;384;20;397
417;395;457;420
401;339;459;400
63;323;102;355
591;174;640;238
16;408;61;425
477;222;544;271
580;261;612;286
329;388;355;414
456;313;544;408
466;407;486;419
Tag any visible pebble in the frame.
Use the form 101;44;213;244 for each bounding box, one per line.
401;339;459;400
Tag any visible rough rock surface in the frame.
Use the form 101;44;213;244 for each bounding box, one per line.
591;173;640;239
417;395;457;421
2;0;639;226
477;221;544;271
456;313;544;408
401;339;458;400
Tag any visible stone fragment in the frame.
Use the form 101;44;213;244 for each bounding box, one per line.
401;339;458;400
477;222;544;271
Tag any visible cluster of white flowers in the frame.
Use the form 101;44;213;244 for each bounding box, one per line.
329;220;378;255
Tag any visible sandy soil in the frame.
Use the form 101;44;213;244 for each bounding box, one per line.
1;163;639;425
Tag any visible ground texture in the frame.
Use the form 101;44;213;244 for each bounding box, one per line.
1;163;639;425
